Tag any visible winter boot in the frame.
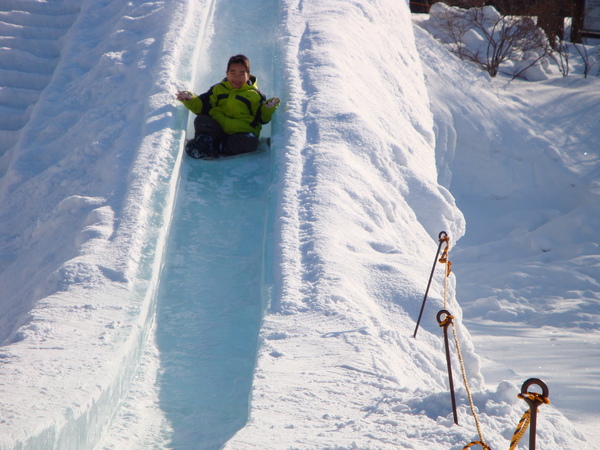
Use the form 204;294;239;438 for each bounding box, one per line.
185;134;218;159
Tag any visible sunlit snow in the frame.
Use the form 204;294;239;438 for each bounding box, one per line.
0;0;598;449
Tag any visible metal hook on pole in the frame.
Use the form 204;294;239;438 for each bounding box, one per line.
414;231;448;338
518;378;550;450
437;309;458;425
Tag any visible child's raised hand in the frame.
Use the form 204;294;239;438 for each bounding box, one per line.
266;97;280;108
176;90;193;101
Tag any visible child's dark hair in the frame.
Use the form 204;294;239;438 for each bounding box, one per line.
227;54;251;74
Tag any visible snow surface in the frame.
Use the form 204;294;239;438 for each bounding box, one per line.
0;0;598;449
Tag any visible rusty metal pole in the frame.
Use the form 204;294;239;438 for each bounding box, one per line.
413;231;448;339
519;378;550;450
437;309;458;425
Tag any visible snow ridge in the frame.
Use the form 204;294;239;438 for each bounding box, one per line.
225;1;481;448
0;0;193;447
0;0;80;158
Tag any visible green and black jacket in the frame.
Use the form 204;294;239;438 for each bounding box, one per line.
180;76;279;137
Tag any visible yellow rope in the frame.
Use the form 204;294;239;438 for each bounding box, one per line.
438;236;490;448
439;313;454;327
518;392;551;405
508;392;550;449
508;410;531;450
438;234;450;266
451;323;487;447
437;233;550;450
462;441;492;450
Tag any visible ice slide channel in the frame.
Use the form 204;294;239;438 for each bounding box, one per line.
0;0;277;446
148;1;279;448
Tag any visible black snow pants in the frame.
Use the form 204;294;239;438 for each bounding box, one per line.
194;114;259;156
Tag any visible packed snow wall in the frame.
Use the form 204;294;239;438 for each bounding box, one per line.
0;0;207;447
222;1;484;448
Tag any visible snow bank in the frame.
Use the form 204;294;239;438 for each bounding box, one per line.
226;1;578;448
426;2;553;81
0;0;197;447
414;7;600;447
0;0;594;448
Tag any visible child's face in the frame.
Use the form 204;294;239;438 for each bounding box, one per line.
227;63;250;89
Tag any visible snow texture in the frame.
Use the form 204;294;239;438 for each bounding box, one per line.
0;0;598;449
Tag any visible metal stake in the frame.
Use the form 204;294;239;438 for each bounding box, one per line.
413;231;448;338
519;378;550;450
437;309;458;425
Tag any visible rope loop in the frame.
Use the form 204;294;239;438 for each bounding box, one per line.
462;441;492;450
437;311;454;327
439;233;452;309
438;233;451;270
517;392;551;405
